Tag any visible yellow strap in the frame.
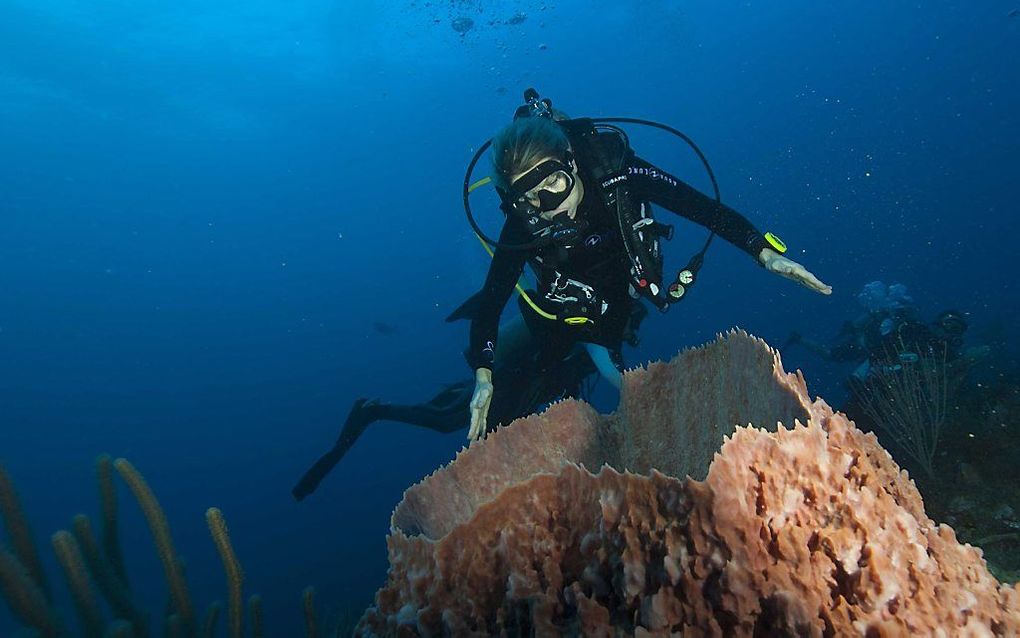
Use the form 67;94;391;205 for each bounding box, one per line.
563;316;592;325
473;233;558;321
469;175;560;321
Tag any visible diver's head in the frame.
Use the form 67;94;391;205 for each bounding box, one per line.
934;310;968;338
491;117;584;221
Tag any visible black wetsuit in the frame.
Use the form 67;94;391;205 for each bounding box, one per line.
468;154;770;372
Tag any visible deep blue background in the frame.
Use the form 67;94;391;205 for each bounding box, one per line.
2;0;1018;634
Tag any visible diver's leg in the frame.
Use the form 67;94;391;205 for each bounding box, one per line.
373;391;471;434
291;387;473;501
292;398;378;501
583;342;623;390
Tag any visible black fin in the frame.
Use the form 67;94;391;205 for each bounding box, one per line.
446;289;486;322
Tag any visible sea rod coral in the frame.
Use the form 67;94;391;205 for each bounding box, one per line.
357;330;1020;636
0;456;323;637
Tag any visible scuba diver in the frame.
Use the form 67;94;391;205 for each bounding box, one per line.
862;307;973;378
292;304;647;501
293;89;830;499
786;280;919;378
461;89;832;440
785;280;972;379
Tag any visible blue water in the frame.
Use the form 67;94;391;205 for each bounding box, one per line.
2;0;1018;634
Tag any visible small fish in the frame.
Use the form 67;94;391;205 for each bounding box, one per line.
451;16;474;34
1009;8;1020;17
371;321;399;336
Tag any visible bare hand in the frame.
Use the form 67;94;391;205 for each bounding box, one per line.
467;368;494;441
759;248;832;295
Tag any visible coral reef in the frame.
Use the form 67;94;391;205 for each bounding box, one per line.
0;456;277;637
303;586;319;638
113;457;196;634
840;349;1020;583
206;507;244;638
849;338;967;479
917;377;1020;584
358;331;1020;636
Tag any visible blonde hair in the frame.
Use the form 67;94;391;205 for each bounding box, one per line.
490;117;570;193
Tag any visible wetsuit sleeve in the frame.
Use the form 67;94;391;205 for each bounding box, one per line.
467;219;529;370
627;155;769;259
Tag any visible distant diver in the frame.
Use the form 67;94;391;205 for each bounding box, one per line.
785;280;975;379
459;89;832;440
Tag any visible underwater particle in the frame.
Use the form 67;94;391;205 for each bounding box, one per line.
506;12;527;25
451;16;474;34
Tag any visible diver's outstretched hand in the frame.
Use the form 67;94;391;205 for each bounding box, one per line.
467;368;494;441
758;248;832;295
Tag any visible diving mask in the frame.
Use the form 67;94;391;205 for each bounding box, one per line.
510;154;576;213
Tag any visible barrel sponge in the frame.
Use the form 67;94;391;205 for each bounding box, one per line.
358;330;1020;636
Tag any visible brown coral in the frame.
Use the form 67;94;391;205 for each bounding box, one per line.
358;331;1020;637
